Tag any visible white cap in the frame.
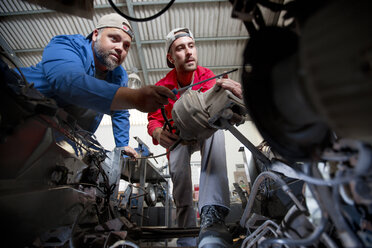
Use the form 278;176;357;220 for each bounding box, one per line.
96;13;134;39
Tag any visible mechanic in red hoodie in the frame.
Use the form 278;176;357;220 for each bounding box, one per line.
147;28;242;248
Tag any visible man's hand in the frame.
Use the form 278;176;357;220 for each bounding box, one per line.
123;145;138;159
216;73;245;125
152;127;179;149
111;85;177;112
134;85;177;112
216;73;243;99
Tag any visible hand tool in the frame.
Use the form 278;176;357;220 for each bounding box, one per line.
171;68;238;95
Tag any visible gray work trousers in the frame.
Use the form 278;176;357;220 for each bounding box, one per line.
169;130;230;228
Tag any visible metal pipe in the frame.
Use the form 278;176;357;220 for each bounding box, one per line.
125;0;149;85
247;227;279;248
240;219;280;247
260;217;328;247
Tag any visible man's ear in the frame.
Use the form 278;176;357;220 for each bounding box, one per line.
92;29;99;42
167;53;174;65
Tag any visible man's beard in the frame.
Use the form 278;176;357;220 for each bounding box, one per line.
182;58;198;72
93;38;119;71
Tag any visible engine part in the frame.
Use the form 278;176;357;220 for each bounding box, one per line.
145;183;158;207
241;219;280;248
0;57;121;247
241;0;372;162
97;147;127;202
242;26;332;162
172;83;248;142
300;0;372;144
240;171;306;229
145;183;166;207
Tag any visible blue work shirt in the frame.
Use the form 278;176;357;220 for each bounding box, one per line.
19;34;130;147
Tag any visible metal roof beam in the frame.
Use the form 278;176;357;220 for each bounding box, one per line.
141;36;249;44
145;65;243;73
13;36;249;53
0;0;227;17
125;0;150;86
131;0;227;6
0;3;129;16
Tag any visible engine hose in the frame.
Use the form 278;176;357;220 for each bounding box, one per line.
307;163;363;247
240;171;307;228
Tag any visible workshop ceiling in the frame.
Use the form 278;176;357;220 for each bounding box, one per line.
0;0;249;86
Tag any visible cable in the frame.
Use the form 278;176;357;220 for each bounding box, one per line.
90;153;116;208
305;163;363;247
161;106;173;131
108;0;175;22
293;165;355;186
75;130;108;155
137;151;169;159
129;150;169;160
332;170;363;246
134;133;183;161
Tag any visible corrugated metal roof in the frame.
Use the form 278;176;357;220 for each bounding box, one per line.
0;0;249;125
0;0;248;85
0;0;253;125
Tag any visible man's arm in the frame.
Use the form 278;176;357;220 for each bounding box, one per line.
111;110;139;158
112;110;130;147
111;85;176;113
42;36;175;114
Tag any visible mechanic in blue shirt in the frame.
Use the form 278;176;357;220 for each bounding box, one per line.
19;13;176;157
